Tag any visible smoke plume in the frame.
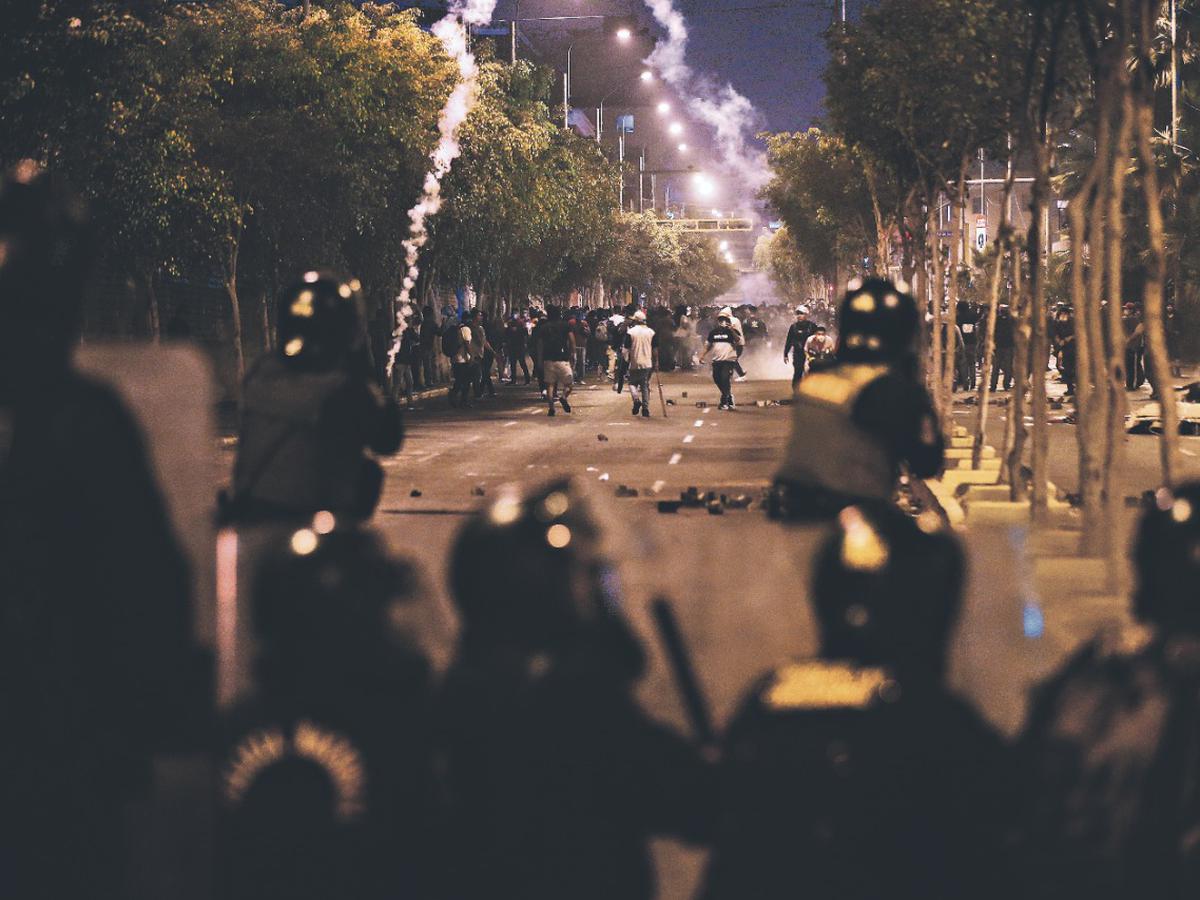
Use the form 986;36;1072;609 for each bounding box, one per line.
641;0;769;193
387;0;497;376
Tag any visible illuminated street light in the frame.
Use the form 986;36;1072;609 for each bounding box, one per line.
692;173;716;198
724;252;735;264
639;70;653;82
669;122;683;136
719;240;729;251
616;27;632;41
677;143;688;153
711;209;723;218
657;101;671;115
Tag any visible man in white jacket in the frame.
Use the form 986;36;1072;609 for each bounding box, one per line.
623;310;659;418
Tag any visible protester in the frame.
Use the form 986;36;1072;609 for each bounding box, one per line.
624;309;660;419
537;306;575;416
446;312;476;409
784;305;820;389
699;310;744;410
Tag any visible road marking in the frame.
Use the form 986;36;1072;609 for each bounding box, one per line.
652;479;666;493
682;434;695;444
529;407;543;415
1183;448;1197;457
668;452;682;465
503;421;518;427
693;420;704;427
586;466;598;472
702;408;711;415
465;435;481;443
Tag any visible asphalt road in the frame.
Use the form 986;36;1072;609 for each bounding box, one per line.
364;367;1200;900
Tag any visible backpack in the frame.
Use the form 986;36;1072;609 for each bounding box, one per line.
441;320;462;357
594;321;608;343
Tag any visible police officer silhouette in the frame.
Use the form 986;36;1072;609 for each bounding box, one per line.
231;271;402;523
771;278;944;520
701;503;1016;900
1020;482;1200;899
439;479;709;899
218;523;441;900
0;162;199;899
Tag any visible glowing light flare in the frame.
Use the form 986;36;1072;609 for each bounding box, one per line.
668;122;683;136
640;70;653;82
677;143;688;152
616;27;632;41
656;101;671;115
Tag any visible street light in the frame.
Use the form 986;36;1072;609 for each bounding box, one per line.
656;101;671;115
677;143;688;153
669;122;683;136
692;173;716;199
639;69;653;82
596;67;655;143
719;240;729;251
565;23;639;130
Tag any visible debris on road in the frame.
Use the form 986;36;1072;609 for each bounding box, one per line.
681;391;688;398
657;500;681;513
666;399;676;406
597;434;609;441
614;485;639;498
681;486;703;507
471;485;486;497
409;489;422;497
706;498;724;515
695;401;708;408
598;472;610;482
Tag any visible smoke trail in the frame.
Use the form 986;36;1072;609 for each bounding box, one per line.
387;0;498;376
641;0;769;193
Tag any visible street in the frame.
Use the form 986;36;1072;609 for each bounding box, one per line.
363;370;1200;899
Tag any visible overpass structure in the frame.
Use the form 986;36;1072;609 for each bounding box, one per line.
655;217;754;232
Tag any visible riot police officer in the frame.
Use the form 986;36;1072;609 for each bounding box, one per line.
700;503;1016;900
771;278;944;520
218;522;442;900
439;479;709;899
230;271;402;523
0;162;199;898
1019;482;1200;899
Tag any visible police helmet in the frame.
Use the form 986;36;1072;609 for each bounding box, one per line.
450;479;640;661
0;161;94;368
812;502;964;681
835;277;919;364
253;518;425;676
1134;482;1200;632
276;270;367;369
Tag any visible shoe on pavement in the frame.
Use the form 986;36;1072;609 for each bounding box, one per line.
548;406;556;417
641;407;650;418
560;396;572;413
632;400;641;416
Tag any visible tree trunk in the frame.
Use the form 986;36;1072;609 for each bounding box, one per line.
973;167;1016;469
928;202;944;408
1006;247;1031;500
1134;3;1180;485
224;221;246;385
1028;138;1052;519
144;271;161;343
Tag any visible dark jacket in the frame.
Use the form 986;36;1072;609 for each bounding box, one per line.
439;628;709;900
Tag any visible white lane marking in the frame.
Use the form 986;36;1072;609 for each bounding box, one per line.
668;452;682;465
703;408;711;415
606;422;632;426
529;407;544;415
682;434;695;444
652;480;666;493
693;420;705;427
586;466;598;472
412;451;442;464
1183;448;1197;457
503;421;518;427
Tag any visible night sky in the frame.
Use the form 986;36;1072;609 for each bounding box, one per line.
679;0;854;135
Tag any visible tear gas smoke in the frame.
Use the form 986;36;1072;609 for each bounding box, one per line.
642;0;769;193
387;0;497;376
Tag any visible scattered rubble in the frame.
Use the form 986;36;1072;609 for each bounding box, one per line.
614;485;639;498
409;489;422;498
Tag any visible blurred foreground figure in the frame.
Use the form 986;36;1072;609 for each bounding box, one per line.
441;480;708;899
218;524;441;899
0;163;198;897
701;504;1015;900
1020;482;1200;899
771;278;943;520
230;271;401;523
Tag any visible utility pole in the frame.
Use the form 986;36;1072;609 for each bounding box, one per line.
639;151;645;214
618;131;625;209
510;0;519;64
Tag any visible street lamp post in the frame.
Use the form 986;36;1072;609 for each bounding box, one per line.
565;27;632;130
595;68;652;143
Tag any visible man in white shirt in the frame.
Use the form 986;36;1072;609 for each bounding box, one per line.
699;312;743;410
622;310;659;418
